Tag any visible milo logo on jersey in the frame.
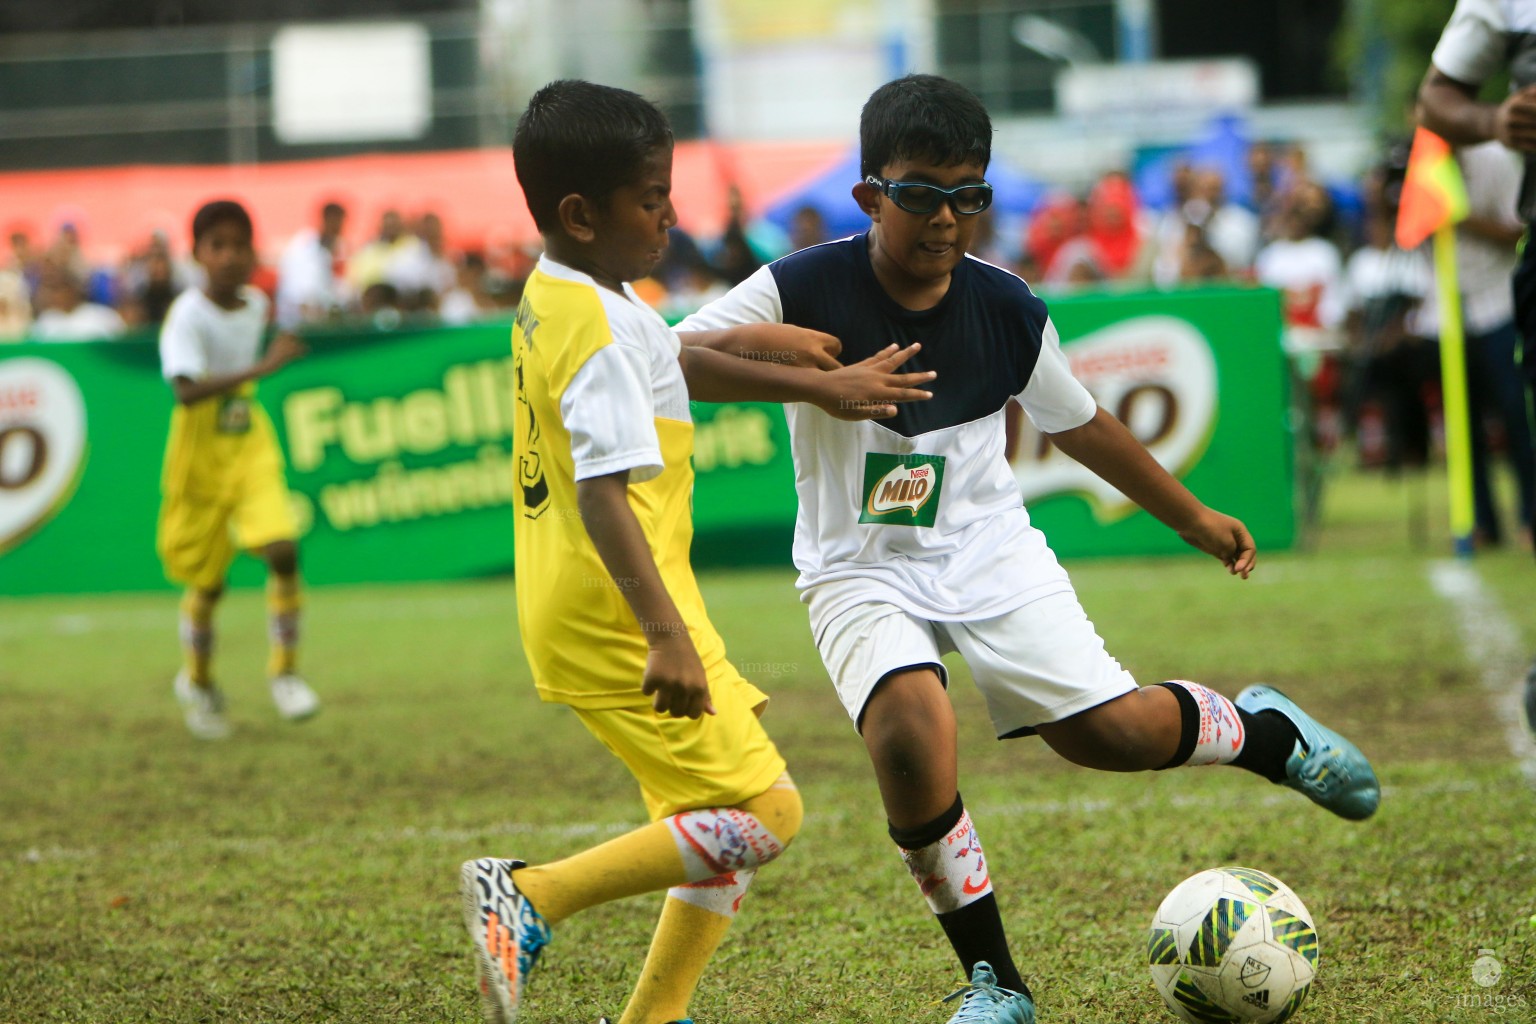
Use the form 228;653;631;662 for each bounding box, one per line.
860;452;945;527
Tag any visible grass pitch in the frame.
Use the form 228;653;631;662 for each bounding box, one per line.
3;465;1535;1023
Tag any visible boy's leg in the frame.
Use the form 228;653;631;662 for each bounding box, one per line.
865;669;1030;1001
464;674;800;1024
236;463;318;721
260;540;319;720
948;593;1379;820
263;540;301;678
173;584;231;740
619;872;752;1024
1035;681;1379;820
179;586;221;688
812;597;1033;1019
620;775;803;1023
159;493;236;739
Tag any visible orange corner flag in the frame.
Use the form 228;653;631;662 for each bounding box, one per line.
1395;127;1471;249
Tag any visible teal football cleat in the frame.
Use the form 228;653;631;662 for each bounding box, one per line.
942;962;1035;1024
1235;684;1380;820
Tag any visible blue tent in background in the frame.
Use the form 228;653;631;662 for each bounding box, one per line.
761;148;1047;240
1133;113;1255;210
1131;112;1363;235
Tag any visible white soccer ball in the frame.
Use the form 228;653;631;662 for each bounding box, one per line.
1147;866;1318;1024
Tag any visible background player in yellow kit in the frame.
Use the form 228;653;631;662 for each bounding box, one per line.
157;199;319;740
459;79;936;1024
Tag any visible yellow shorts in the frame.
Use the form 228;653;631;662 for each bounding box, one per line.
572;664;787;821
157;469;298;590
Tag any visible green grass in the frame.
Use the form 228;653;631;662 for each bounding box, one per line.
3;464;1535;1023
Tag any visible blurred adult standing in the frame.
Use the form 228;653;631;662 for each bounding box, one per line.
1417;0;1536;728
347;209;428;309
276;201;349;327
1456;140;1533;547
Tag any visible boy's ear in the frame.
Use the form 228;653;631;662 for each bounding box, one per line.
852;181;882;221
556;193;597;243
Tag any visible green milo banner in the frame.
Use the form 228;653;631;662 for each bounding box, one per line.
0;286;1291;596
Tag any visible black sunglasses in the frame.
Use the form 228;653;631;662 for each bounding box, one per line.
864;175;994;216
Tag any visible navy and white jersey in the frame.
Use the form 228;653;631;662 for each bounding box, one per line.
678;233;1098;627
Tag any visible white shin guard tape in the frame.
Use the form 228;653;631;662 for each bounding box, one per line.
666;807;786;882
898;809;992;915
1167;679;1245;767
668;867;756;917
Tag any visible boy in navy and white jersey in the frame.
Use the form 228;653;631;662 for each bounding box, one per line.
680;74;1380;1024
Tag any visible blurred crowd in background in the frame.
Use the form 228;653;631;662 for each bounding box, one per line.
4;131;1530;548
0;136;1377;343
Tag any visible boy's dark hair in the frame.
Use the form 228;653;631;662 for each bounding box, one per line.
191;200;253;247
860;74;992;179
513;79;673;234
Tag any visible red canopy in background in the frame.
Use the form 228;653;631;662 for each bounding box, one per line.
0;140;849;263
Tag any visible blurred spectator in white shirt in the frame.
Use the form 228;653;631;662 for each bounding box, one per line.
0;269;30;340
277;201;350;327
439;252;502;325
30;259;126;341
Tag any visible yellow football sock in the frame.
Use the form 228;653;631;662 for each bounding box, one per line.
511;819;684;925
179;588;218;687
512;774;803;926
619;779;801;1024
619;893;738;1024
266;572;302;678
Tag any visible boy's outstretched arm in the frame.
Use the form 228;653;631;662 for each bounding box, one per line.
1048;407;1256;578
169;332;307;405
678;340;935;420
576;470;715;719
681;322;844;370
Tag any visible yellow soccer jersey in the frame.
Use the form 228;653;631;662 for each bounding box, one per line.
158;286;286;505
160;380;286;505
513;257;732;708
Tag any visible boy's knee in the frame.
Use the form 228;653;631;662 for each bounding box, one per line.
1041;690;1171;771
263;540;299;576
669;777;802;881
742;774;803;856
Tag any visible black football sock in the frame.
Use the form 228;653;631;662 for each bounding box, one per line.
1231;709;1300;783
889;794;1031;998
1156;681;1298;781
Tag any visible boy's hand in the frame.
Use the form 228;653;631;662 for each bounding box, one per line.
261;332;308;373
749;325;843;370
643;631;717;718
1177;508;1257;579
817;343;936;421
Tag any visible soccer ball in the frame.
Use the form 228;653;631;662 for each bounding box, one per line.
1147;866;1318;1024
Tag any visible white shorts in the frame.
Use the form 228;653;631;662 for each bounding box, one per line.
812;589;1139;738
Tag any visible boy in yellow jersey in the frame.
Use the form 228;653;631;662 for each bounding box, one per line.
157;199;319;740
459;79;937;1024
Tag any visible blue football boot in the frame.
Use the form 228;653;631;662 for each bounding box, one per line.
1235;684;1380;820
942;962;1035;1024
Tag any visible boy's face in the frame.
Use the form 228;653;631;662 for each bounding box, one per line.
859;157;987;289
580;146;676;286
195;220;255;295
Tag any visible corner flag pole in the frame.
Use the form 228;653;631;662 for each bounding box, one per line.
1432;223;1476;556
1396;127;1474;557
